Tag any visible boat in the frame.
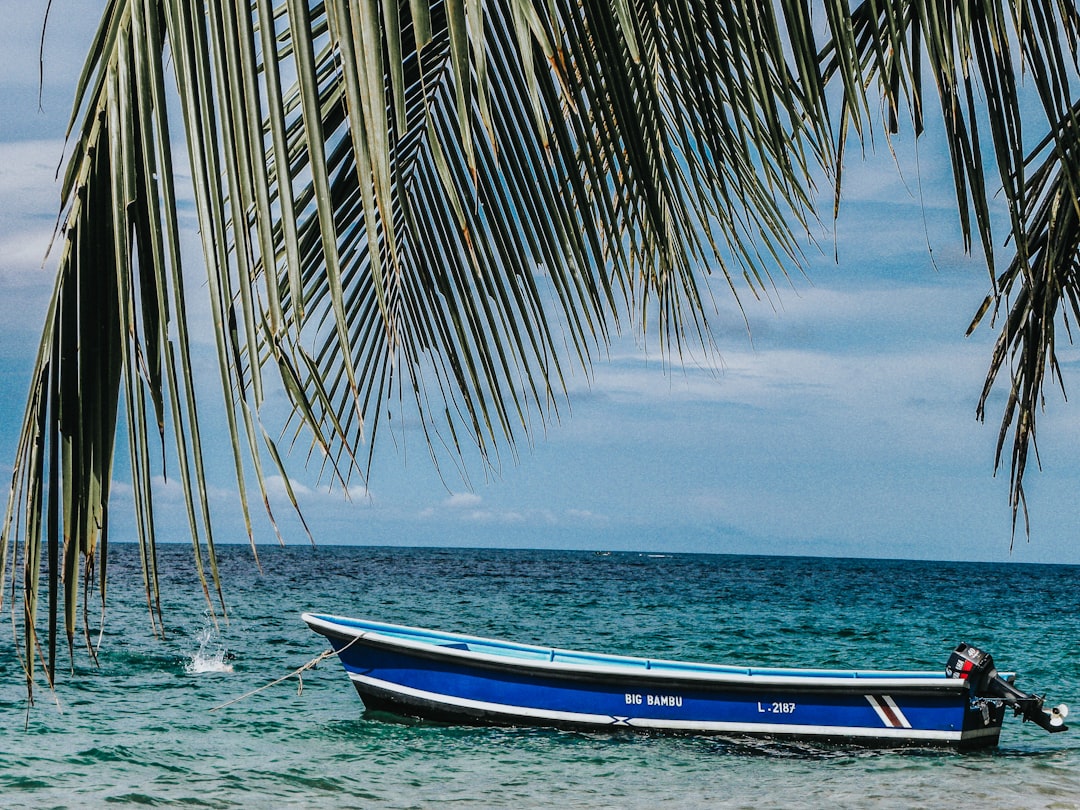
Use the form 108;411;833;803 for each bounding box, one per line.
303;613;1068;750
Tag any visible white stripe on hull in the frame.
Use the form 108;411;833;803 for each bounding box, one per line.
865;694;914;729
348;672;982;743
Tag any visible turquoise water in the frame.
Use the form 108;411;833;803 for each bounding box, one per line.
1;546;1078;808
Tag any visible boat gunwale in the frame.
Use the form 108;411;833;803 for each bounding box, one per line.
302;613;975;692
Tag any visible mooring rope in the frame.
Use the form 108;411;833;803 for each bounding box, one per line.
210;636;359;712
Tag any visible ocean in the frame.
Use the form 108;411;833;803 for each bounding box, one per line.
1;545;1077;808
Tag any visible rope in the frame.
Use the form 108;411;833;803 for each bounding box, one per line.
210;635;359;712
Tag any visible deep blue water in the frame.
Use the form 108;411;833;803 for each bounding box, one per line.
1;545;1077;808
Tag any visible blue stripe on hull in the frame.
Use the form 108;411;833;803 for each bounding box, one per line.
350;673;1002;748
325;634;1003;749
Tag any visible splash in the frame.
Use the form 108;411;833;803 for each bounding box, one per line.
184;624;235;674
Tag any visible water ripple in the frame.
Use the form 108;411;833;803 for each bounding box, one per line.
1;546;1076;808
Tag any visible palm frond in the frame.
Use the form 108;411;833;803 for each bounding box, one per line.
825;1;1080;531
970;100;1080;538
7;0;1080;691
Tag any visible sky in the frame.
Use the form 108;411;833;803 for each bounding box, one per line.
2;2;1080;565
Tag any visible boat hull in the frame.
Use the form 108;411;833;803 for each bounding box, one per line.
304;614;1005;750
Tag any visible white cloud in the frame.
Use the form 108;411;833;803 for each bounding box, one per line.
0;232;58;274
260;474;379;507
565;508;609;526
0;141;68;279
345;484;371;501
150;475;185;501
1;4;105;100
458;508;525;525
444;492;482;508
0;139;65;189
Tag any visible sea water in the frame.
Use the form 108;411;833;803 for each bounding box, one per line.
0;545;1077;808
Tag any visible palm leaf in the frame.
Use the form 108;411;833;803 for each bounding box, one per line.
825;1;1080;531
5;0;1080;690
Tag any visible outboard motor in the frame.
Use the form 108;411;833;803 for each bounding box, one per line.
947;643;1069;733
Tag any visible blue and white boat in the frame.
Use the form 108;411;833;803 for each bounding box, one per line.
303;614;1068;750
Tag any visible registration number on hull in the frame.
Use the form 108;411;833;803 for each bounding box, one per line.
758;701;797;714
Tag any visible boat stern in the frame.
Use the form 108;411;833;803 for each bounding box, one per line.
948;643;1069;745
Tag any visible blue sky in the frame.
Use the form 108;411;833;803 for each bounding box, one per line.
2;2;1079;565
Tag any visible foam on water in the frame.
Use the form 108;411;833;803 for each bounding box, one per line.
184;623;234;674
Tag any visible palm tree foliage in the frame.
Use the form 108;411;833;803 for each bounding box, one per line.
4;0;1080;693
